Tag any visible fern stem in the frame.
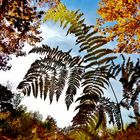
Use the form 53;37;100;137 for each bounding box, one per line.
108;81;119;103
108;80;124;130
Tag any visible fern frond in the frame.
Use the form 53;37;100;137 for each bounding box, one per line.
42;3;120;129
65;67;84;109
72;103;96;127
17;45;83;108
118;57;140;120
98;97;121;129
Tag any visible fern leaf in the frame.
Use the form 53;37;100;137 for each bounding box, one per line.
56;69;68;101
65;85;76;110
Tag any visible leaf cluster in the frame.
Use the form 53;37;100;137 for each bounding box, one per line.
0;0;46;70
97;0;140;53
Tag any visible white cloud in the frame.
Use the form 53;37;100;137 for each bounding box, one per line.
40;23;80;56
21;89;80;128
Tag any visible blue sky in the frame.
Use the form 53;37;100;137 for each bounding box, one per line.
62;0;100;24
0;0;139;128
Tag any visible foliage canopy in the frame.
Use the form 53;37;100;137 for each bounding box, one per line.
97;0;140;53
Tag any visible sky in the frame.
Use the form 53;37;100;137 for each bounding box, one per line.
0;0;139;128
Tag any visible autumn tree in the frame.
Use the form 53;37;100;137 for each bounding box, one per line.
0;0;60;71
97;0;140;53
